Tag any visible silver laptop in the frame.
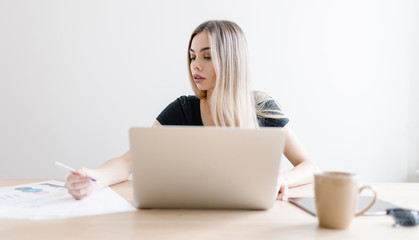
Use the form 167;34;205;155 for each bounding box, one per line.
129;126;286;210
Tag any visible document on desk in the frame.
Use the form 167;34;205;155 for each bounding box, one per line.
0;180;136;220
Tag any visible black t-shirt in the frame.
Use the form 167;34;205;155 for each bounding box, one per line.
156;95;289;127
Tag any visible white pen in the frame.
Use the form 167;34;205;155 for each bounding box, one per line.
55;161;97;182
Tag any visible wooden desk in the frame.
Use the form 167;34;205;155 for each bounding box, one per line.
1;179;418;240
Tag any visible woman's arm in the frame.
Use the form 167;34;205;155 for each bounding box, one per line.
277;125;319;200
91;151;132;189
64;151;131;200
65;120;162;200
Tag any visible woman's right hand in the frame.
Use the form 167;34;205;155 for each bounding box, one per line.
64;167;99;200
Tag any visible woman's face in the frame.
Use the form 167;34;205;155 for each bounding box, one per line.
189;32;216;94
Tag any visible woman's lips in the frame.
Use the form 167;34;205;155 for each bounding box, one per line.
193;74;206;83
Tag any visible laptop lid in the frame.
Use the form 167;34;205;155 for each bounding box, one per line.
129;126;286;210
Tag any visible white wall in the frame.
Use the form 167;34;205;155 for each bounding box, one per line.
408;0;419;181
0;0;417;182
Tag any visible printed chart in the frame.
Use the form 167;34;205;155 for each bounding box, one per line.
0;180;136;220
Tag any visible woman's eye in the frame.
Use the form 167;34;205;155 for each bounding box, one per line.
204;56;211;60
190;57;196;61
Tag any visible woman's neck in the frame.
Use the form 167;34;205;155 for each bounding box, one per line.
206;89;213;101
200;97;215;126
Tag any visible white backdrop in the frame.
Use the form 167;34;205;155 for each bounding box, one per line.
0;0;418;182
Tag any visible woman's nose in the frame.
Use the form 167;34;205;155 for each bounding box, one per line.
192;60;202;71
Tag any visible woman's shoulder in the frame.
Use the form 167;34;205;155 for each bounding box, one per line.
176;95;199;103
176;95;200;105
253;91;275;103
253;91;282;110
253;90;289;127
156;95;202;126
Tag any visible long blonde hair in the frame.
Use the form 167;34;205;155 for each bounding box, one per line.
187;20;259;128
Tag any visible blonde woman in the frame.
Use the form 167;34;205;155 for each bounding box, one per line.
65;20;319;201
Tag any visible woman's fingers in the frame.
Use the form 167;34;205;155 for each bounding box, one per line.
277;181;289;201
69;181;95;200
64;167;97;200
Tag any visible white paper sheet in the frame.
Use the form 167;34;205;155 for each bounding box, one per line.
0;180;136;220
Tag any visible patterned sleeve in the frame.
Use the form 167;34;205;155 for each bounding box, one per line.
256;99;289;127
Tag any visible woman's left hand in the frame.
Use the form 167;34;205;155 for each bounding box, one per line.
277;177;289;201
